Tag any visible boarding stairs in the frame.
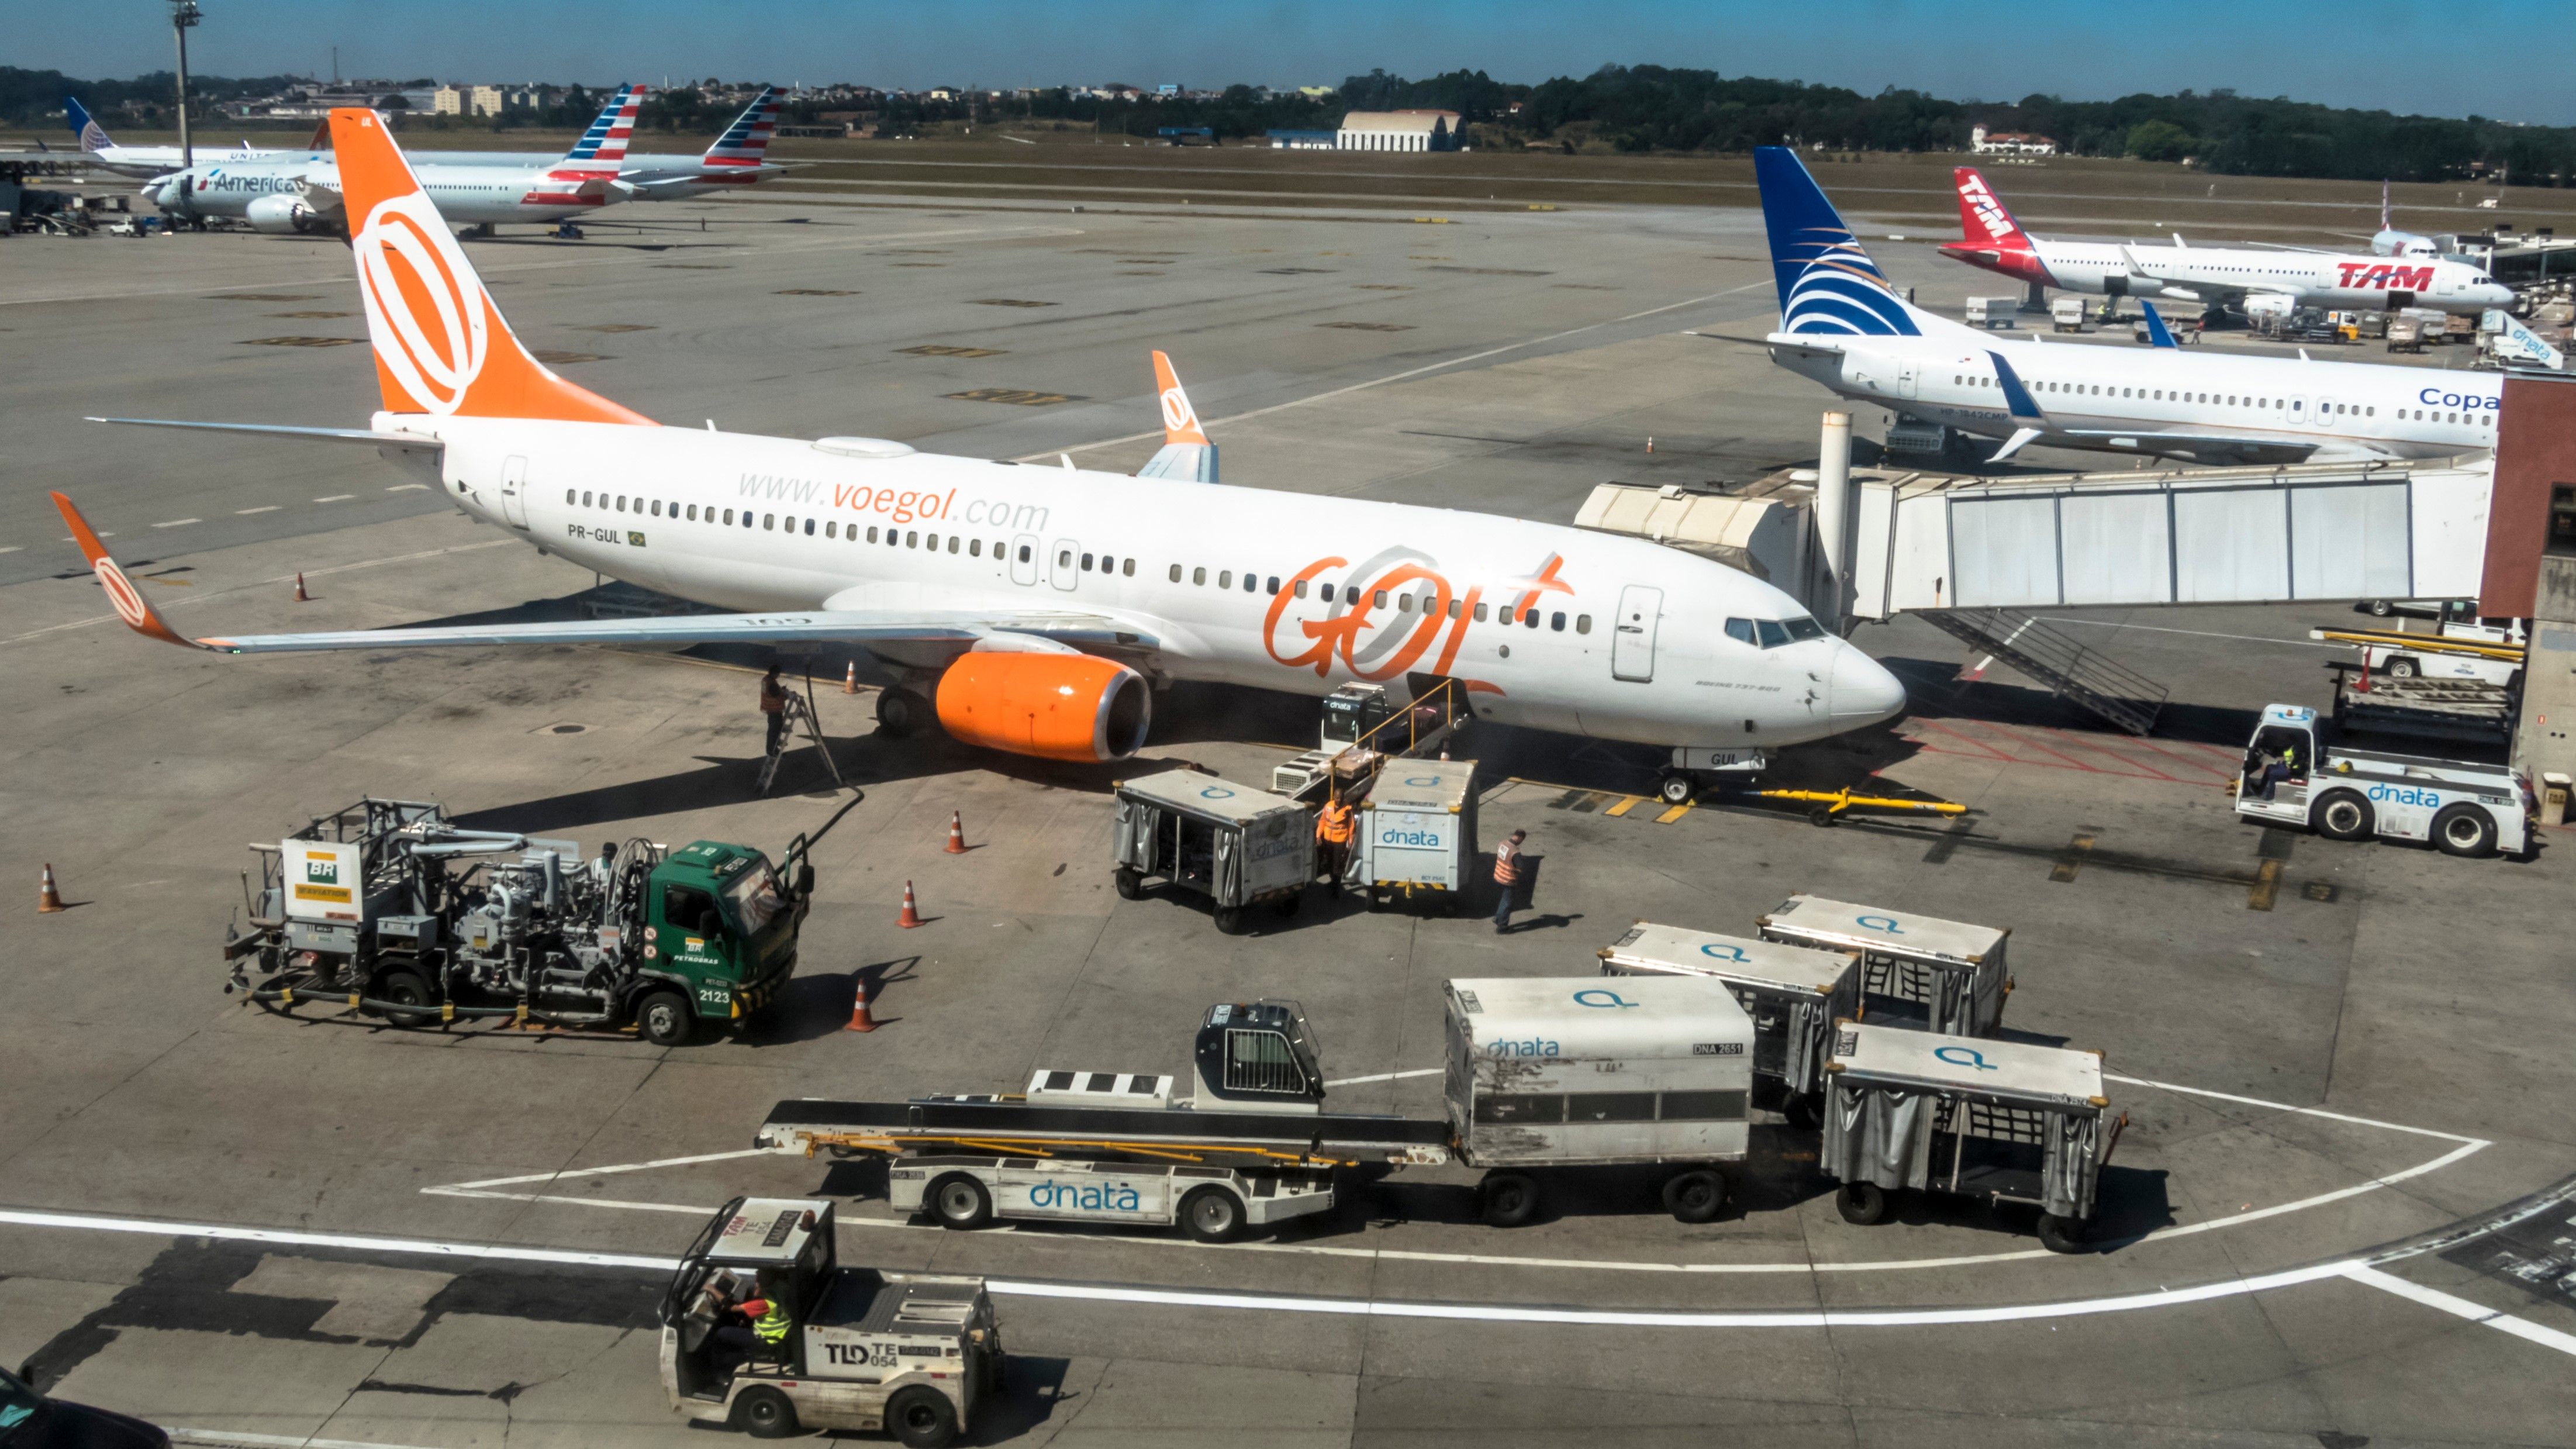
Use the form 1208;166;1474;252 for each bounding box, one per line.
1918;608;2170;737
1272;678;1466;801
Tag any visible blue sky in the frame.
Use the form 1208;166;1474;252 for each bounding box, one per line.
24;0;2573;125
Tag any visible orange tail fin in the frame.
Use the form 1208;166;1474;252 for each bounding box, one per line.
327;108;653;426
1151;349;1209;446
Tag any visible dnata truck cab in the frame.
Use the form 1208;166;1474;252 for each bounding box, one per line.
661;1197;999;1445
2236;704;2533;858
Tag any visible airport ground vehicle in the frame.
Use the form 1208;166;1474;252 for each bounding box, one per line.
2;1360;167;1447
1351;758;1480;910
1598;920;1860;1129
225;796;852;1042
2312;617;2525;685
2235;704;2533;858
1757;893;2011;1036
759;979;1756;1234
1111;770;1312;934
1964;295;2020;329
1822;1022;2121;1253
660;1198;999;1444
2328;665;2516;748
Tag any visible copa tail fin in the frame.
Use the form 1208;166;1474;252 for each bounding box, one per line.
328;108;653;425
1137;350;1218;482
1753;146;1929;339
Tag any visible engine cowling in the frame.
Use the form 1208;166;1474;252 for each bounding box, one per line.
245;192;324;235
934;651;1151;762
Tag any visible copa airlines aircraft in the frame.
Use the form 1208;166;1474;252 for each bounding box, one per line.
1938;166;2509;316
1759;149;2507;465
57;109;1904;799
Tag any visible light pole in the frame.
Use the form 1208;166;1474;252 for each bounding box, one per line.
170;0;202;171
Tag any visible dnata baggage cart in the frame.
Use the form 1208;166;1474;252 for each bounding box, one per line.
1596;921;1859;1126
1758;894;2011;1036
1965;295;2020;329
1821;1022;2121;1253
1353;759;1479;909
660;1197;1000;1445
1112;770;1313;934
1445;975;1754;1227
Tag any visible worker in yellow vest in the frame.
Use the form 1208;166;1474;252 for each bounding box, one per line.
716;1269;793;1365
1491;828;1527;933
1315;793;1356;898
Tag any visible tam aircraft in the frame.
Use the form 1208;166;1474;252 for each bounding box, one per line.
56;109;1905;803
1938;166;2508;316
1759;149;2508;465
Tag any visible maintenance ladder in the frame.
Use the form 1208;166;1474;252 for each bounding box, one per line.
1919;608;2169;737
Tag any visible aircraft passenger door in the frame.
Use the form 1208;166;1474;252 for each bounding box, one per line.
1010;534;1040;586
1896;360;1919;400
2278;394;2303;427
499;456;529;529
1049;539;1080;591
1611;585;1662;683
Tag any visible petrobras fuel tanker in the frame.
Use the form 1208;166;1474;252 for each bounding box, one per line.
1441;975;1754;1168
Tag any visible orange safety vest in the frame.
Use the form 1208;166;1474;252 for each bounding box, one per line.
1492;843;1520;885
1317;802;1355;845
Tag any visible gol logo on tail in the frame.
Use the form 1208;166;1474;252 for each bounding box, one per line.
354;192;491;414
1159;386;1198;434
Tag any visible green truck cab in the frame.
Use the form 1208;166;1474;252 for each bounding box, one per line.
646;842;809;1030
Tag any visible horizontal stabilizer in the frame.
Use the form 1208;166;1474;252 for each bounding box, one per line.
87;418;442;450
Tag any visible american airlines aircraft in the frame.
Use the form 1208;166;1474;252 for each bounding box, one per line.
390;87;788;200
57;109;1905;805
1759;149;2507;465
1938;166;2509;316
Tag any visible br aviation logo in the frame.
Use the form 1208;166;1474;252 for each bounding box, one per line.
353;191;491;414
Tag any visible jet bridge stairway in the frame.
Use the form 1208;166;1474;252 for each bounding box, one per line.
1918;608;2170;737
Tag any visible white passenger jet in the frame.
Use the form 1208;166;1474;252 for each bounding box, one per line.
55;109;1905;802
1938;166;2508;316
1759;149;2508;465
391;87;789;200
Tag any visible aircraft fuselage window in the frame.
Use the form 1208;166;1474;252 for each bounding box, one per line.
1169;564;1183;582
1123;558;1136;577
1193;567;1207;585
1018;544;1032;563
1576;614;1591;634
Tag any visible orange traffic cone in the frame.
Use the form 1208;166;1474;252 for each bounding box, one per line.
845;973;878;1031
38;864;65;914
292;572;311;603
944;811;968;855
842;661;858;695
897;880;923;929
1645;436;1655;454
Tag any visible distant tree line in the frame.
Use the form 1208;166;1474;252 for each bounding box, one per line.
14;61;2576;184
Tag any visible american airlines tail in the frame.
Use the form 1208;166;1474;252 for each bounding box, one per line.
698;87;782;177
559;84;644;174
334;109;654;425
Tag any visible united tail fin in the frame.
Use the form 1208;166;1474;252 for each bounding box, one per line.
1952;167;2032;249
64;96;113;154
1137;350;1218;482
1752;146;1922;338
699;87;781;172
327;108;653;425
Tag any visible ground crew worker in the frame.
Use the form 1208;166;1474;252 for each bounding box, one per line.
1491;828;1527;933
1315;793;1356;898
759;665;790;755
2254;739;2301;802
714;1269;793;1365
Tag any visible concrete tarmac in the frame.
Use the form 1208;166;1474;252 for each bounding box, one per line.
2;191;2570;1448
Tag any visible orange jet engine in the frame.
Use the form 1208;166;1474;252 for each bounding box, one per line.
934;651;1152;762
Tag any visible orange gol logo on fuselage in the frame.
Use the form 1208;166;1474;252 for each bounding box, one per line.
1261;550;1571;690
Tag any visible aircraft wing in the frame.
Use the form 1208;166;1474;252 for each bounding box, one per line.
51;491;1157;657
2046;428;2392;464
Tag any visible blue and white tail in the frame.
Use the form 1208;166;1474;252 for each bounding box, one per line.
563;84;642;165
64;95;115;155
1753;147;1932;339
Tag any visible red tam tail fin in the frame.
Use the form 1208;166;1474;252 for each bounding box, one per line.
1952;167;2031;247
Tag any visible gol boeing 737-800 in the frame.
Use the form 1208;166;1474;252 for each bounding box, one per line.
54;109;1905;803
1756;149;2511;465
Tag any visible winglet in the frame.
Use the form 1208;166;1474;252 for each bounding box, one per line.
2138;302;2178;349
1152;350;1208;445
1987;350;2045;422
50;493;208;650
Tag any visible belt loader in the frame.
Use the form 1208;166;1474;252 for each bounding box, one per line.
225;796;857;1044
759;977;1757;1237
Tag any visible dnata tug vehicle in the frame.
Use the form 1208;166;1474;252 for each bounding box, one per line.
1755;147;2514;467
2235;704;2534;858
132;85;664;233
759;980;1757;1237
661;1197;999;1445
56;109;1907;804
223;796;852;1043
1940;165;2511;317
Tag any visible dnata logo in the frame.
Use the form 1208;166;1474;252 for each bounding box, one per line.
1025;1181;1142;1213
1957;174;2014;240
2337;263;2435;291
2366;782;2443;808
1489;1038;1560;1058
1159;385;1197;434
305;858;340;885
2418;387;2502;411
1378;826;1441;847
353;191;491;415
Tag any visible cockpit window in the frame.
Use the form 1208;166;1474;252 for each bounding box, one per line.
1728;616;1826;649
1755;619;1790;648
1782;616;1827;642
1725;618;1755;646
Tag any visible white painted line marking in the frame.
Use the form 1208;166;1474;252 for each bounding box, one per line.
1323;1067;1442;1088
234;506;281;515
0;546;19;555
151;519;202;529
313;494;355;503
0;1206;677;1271
434;1147;768;1191
2035;617;2346;651
385;483;430;491
2342;1263;2576;1358
172;1429;450;1449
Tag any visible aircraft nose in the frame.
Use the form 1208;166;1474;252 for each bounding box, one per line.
1829;641;1908;722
